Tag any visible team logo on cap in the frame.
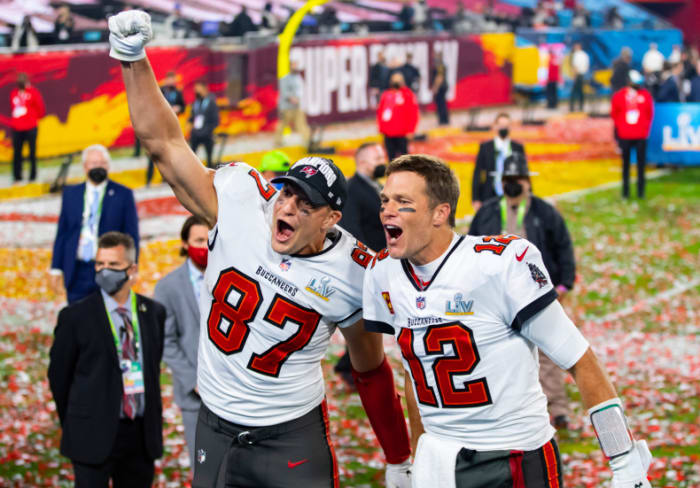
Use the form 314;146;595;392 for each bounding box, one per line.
416;296;426;310
300;166;317;178
445;293;474;316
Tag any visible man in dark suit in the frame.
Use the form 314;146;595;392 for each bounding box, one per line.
471;113;525;212
51;144;139;304
48;232;165;487
154;215;208;468
657;62;684;102
469;154;576;430
339;142;387;252
335;142;387;386
189;81;220;168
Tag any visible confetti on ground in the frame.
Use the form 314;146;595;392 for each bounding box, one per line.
0;122;698;487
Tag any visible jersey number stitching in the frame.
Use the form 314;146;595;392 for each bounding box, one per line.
473;235;520;256
207;267;321;378
398;322;492;408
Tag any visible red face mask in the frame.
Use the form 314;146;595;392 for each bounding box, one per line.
187;245;208;269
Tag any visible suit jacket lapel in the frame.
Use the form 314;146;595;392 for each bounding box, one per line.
135;294;152;380
99;180;114;233
95;291;121;369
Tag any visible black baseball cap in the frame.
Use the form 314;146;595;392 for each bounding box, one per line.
271;157;347;211
501;153;538;178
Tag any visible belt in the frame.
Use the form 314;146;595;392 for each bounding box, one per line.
202;402;322;446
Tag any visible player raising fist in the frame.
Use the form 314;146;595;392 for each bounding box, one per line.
109;10;411;488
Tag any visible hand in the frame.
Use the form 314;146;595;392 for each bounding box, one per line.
610;440;652;488
472;201;482;212
108;10;153;62
385;459;412;488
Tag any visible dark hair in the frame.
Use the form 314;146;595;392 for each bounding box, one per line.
180;215;209;256
98;231;136;263
386;154;460;227
354;141;380;161
495;112;511;123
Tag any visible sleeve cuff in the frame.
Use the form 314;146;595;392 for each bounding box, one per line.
49;269;63;276
511;288;558;331
364;320;394;335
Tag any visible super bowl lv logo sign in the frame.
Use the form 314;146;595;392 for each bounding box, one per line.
663;113;700;151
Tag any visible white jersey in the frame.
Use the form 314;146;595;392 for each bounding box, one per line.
198;163;366;426
363;234;558;451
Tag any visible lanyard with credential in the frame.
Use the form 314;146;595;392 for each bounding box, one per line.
501;198;526;230
105;292;141;358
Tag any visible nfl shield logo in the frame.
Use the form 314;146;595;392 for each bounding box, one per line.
416;296;426;310
197;448;206;464
279;258;291;271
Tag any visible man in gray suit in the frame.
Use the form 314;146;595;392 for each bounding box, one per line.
154;215;209;467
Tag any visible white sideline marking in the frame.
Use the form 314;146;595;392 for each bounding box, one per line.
590;277;700;324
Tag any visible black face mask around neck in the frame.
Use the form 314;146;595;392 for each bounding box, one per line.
498;128;509;139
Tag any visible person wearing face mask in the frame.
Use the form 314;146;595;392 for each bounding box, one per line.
189;81;220;168
469;153;576;430
377;71;419;160
48;232;165;487
153;215;208;471
471;112;525;212
9;72;44;183
275;60;311;150
335;142;388;387
51;144;139;303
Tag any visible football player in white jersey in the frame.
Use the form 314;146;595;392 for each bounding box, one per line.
363;154;654;488
108;11;412;488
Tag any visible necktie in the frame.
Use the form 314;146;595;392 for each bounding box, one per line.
116;307;137;419
494;150;506;197
79;189;100;261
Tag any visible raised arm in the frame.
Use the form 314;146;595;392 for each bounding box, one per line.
109;11;217;227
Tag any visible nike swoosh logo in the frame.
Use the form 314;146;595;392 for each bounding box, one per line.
288;459;309;469
516;246;529;262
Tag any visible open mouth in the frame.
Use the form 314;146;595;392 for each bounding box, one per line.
275;219;295;242
384;224;403;244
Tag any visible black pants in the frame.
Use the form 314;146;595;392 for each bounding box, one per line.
455;438;563;488
72;418;154;488
193;402;338;488
384;135;408;161
621;139;647;199
191;133;215;168
435;89;449;125
546;81;558;108
569;74;584;112
12;127;38;182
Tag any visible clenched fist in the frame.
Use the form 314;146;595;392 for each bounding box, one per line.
108;10;153;62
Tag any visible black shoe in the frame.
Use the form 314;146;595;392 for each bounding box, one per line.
553;415;569;430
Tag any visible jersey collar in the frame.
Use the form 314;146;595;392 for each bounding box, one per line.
401;235;465;292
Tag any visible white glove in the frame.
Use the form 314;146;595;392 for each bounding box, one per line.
385;459;412;488
610;440;652;488
108;10;153;62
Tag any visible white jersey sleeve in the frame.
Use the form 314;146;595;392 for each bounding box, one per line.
479;236;559;331
362;250;395;334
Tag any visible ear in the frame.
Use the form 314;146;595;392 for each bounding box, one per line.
431;202;451;227
322;209;342;231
